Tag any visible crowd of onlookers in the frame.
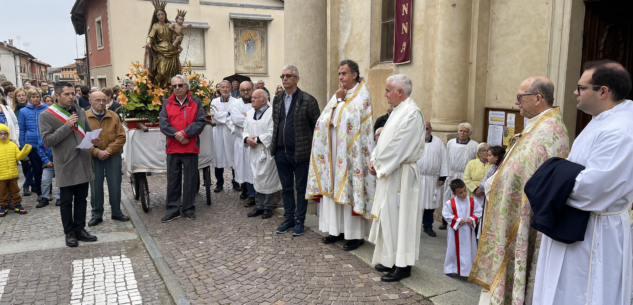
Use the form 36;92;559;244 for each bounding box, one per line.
0;80;129;247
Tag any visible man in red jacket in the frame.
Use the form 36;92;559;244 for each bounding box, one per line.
159;75;207;222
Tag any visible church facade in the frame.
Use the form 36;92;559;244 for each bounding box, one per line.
284;0;633;143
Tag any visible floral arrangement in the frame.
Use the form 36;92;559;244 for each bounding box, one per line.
181;62;216;114
116;62;216;124
116;62;164;124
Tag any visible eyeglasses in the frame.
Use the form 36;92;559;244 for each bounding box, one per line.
0;132;8;137
171;84;186;89
280;74;295;79
516;93;538;102
240;88;252;92
577;84;603;93
93;99;108;104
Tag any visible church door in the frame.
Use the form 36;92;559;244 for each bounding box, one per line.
577;0;633;136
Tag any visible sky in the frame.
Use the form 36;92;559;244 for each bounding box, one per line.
0;0;85;68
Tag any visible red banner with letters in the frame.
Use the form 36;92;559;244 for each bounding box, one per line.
393;0;412;64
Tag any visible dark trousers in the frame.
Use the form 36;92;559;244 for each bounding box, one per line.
90;155;123;219
166;153;197;217
275;152;309;224
23;150;43;194
60;182;89;234
214;168;235;186
423;209;436;230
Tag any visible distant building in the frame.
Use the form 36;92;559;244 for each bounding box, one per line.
0;39;52;87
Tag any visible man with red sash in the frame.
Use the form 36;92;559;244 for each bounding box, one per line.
39;81;101;248
442;179;481;278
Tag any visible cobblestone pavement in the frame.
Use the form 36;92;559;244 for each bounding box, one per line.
0;172;173;304
122;170;434;305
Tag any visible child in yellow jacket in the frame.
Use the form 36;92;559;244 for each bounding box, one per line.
0;123;32;216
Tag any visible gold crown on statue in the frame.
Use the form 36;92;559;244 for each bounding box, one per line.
151;0;167;10
177;9;187;18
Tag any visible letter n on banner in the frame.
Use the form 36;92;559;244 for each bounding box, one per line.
393;0;412;64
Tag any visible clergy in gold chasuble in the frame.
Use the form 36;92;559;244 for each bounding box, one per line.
368;98;425;268
306;80;376;220
469;107;569;305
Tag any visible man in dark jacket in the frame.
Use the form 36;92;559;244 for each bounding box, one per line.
373;105;393;133
159;75;207;222
272;64;321;236
77;86;91;110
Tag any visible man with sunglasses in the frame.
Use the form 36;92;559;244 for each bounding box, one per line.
159;75;207;223
532;61;633;305
470;76;569;304
272;65;320;236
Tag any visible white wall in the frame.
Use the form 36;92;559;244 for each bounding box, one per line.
0;50;18;85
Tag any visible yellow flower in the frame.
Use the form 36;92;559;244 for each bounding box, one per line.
139;64;145;69
152;96;162;106
203;96;210;105
132;62;139;68
201;80;209;88
152;88;165;98
118;94;128;105
129;68;135;77
133;86;140;93
195;90;204;96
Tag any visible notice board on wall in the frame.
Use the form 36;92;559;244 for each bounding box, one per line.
483;108;527;149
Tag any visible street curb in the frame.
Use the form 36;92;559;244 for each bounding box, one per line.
121;191;191;305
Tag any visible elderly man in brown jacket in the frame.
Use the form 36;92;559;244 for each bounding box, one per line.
85;91;128;227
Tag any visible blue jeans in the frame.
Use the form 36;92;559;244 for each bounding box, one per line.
274;152;309;224
41;167;60;200
423;209;436;230
244;183;256;197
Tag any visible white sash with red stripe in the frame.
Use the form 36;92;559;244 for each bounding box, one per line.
47;104;86;138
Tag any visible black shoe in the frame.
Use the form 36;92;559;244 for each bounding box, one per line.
54;199;61;206
322;234;344;244
111;215;130;222
374;264;395;273
37;195;42;202
232;182;241;191
343;239;365;251
239;192;248;200
66;232;78;247
23;187;31;196
247;208;264;217
75;229;97;242
424;228;437;237
262;209;273;219
381;266;412;282
184;213;196;220
88;218;103;227
161;214;180;223
438;224;447;230
243;197;256;207
36;198;49;208
213;185;223;193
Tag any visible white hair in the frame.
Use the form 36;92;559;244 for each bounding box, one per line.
375;127;383;136
171;75;190;88
386;74;412;96
458;122;473;136
220;80;230;87
282;64;300;77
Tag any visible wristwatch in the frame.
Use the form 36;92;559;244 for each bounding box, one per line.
337;98;344;103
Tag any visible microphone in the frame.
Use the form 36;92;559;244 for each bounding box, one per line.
68;106;78;129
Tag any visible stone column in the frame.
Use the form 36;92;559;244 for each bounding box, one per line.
284;0;327;106
429;0;473;137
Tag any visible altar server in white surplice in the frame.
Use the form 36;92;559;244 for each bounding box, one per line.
440;123;478;230
210;80;239;192
533;61;633;305
417;121;448;238
229;81;255;205
243;89;281;220
442;179;481;277
368;74;425;283
306;60;375;252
